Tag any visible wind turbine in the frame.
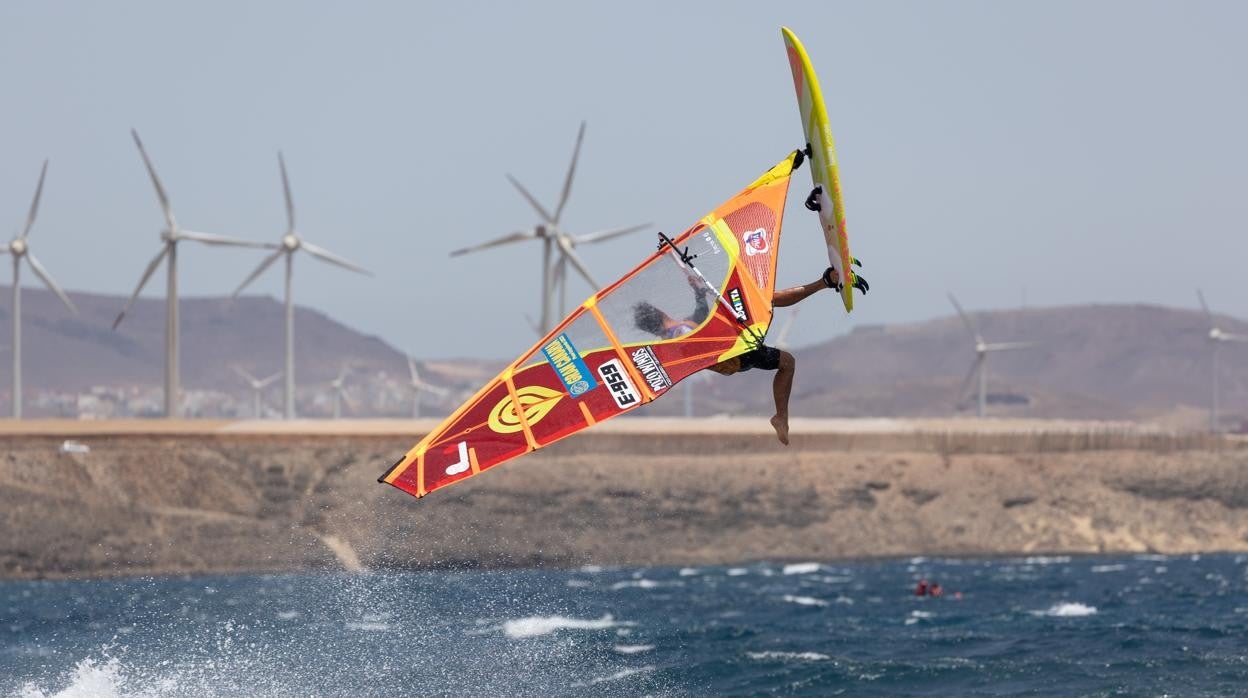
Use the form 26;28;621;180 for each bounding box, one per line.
1197;289;1248;433
449;122;647;332
407;356;448;418
948;293;1038;418
232;365;281;418
114;129;269;418
4;161;78;419
232;152;372;419
775;308;800;351
329;363;357;419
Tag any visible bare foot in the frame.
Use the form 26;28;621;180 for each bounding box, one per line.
769;414;790;445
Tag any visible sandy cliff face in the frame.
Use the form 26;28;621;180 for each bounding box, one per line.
1;422;1246;579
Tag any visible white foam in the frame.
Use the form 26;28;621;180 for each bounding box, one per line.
726;568;749;576
571;665;655;687
613;644;655;654
16;657;126;698
502;614;631;639
565;579;592;588
1019;556;1071;565
782;594;829;607
344;621;391;632
610;579;682;590
1091;564;1126;573
275;610;299;620
678;567;700;576
783;563;822;575
1032;602;1097;617
747;650;830;662
579;564;604;573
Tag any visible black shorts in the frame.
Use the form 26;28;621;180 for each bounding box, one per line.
737;345;782;372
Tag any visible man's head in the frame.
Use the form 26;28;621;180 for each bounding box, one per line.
633;302;667;336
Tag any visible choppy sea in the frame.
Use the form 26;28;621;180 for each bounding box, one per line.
3;554;1247;696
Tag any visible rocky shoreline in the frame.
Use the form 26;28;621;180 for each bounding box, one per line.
1;419;1245;580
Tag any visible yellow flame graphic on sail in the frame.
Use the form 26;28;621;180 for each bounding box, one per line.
488;385;564;434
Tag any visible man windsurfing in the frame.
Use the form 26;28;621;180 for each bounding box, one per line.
635;266;867;445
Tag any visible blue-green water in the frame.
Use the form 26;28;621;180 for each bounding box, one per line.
3;554;1247;696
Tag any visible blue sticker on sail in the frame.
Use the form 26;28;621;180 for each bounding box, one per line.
541;333;598;397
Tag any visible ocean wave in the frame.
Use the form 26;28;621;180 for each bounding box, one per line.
782;594;829;607
747;650;830;662
783;563;822;575
570;665;655;687
502;614;632;639
1032;602;1097;617
610;579;682;590
613;644;655;654
1091;564;1126;573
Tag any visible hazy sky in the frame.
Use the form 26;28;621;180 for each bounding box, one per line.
2;1;1245;359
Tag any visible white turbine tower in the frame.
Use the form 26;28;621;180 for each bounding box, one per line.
449;122;647;332
232;365;281;418
407;356;448;418
329;363;357;419
114;129;269;418
948;292;1038;418
1197;289;1248;433
232;152;371;420
4;161;78;419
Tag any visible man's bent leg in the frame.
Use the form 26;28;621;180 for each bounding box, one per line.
769;350;795;445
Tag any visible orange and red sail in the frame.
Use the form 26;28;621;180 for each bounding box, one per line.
380;152;799;499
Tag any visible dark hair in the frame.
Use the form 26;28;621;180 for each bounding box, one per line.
633;302;667;336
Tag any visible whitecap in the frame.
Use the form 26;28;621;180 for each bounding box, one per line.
16;656;125;698
502;614;631;639
726;568;749;576
565;579;592;588
579;564;604;573
275;610;299;620
571;665;655;687
783;562;821;575
782;594;829;607
678;568;700;576
611;579;682;590
1031;602;1097;617
613;644;655;654
1091;564;1126;573
345;621;391;632
747;650;830;662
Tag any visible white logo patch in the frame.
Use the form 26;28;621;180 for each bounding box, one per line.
597;359;640;409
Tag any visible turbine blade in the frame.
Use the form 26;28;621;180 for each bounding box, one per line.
572;222;650;245
20;160;48;240
552;121;586;224
983;341;1040;352
1197;288;1212;322
232;364;259;384
114;245;170;329
506;174;554;224
1221;332;1248;343
25;252;78;314
232;249;284;297
336;362;350;383
946;292;982;343
259;371;283;387
407;356;419;383
301;241;372;276
179;230;277;248
131;129;177;230
555;234;597;288
278;151;296;234
448;230;536;257
957;355;984;404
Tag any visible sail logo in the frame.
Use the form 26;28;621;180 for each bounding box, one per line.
542;333;598;397
743;228;769;257
488;385;563;434
629;346;672;394
728;287;750;323
597;359;639;409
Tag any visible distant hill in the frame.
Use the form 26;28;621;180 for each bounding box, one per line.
3;287;1247;425
0;285;497;417
681;304;1248;429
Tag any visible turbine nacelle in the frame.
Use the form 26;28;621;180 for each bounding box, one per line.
282;233;300;251
8;238;27;256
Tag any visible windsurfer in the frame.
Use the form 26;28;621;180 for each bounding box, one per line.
633;267;858;445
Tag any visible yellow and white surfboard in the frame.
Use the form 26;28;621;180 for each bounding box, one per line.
781;26;857;313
